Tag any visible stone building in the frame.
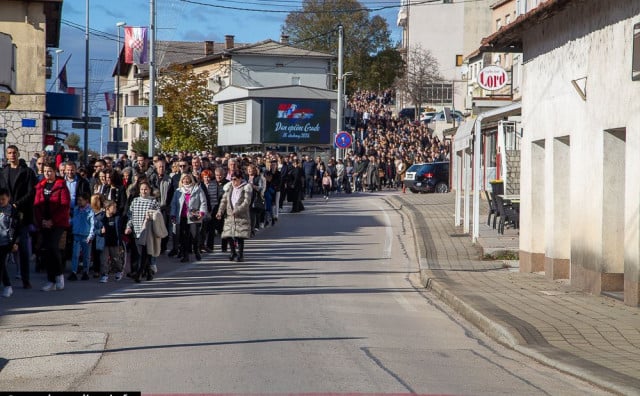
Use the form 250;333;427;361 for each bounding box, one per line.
0;0;63;157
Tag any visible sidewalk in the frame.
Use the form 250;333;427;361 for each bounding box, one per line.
386;192;640;395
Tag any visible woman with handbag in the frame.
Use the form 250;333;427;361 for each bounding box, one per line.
247;164;265;236
216;170;252;262
170;173;207;263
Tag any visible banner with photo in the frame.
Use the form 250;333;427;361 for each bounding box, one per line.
262;99;331;144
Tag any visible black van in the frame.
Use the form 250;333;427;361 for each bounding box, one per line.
404;162;450;193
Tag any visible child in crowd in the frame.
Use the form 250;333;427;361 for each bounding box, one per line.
69;192;95;281
91;194;105;279
322;170;332;200
0;188;19;298
98;200;123;283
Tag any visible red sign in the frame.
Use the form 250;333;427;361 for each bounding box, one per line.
478;65;508;91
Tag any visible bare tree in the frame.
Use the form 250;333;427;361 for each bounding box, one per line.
396;44;443;120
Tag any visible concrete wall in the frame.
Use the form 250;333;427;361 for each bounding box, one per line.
520;0;640;305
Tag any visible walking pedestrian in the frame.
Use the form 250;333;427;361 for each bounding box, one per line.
216;170;252;262
34;162;70;292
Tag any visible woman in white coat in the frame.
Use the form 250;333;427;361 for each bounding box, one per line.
170;173;208;263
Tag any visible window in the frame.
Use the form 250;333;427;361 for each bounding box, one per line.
505;14;511;25
496;18;502;31
633;22;640;81
292;76;300;85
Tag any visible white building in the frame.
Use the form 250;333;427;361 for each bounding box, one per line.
397;0;493;112
482;0;640;306
114;35;335;152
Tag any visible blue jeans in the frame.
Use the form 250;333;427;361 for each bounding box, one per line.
71;235;91;273
305;175;315;197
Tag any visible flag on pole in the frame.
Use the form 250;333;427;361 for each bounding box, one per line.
67;87;84;97
58;63;68;92
124;26;149;64
104;92;116;112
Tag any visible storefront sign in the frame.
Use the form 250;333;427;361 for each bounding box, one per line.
478;65;508;91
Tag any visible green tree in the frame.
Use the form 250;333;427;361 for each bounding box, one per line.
282;0;400;91
131;138;149;156
136;64;217;152
65;132;81;150
396;44;443;120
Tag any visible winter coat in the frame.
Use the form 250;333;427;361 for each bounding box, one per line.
170;184;208;224
0;160;36;224
217;182;252;239
144;209;168;257
126;196;160;239
34;177;71;229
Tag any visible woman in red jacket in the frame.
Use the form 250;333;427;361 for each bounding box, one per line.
34;162;71;291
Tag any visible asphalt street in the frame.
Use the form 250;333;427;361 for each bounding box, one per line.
0;191;612;394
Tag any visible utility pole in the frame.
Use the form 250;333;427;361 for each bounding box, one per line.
335;24;344;161
83;0;90;164
148;0;156;156
116;21;126;143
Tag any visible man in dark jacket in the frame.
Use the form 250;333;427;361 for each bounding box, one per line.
0;145;36;288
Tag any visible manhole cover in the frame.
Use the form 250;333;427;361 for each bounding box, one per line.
449;233;469;237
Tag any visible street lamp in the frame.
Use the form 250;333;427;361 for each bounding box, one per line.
116;21;126;143
55;49;64;92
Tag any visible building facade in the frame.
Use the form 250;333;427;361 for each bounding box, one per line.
397;0;493;112
482;0;640;306
0;0;62;157
114;35;334;151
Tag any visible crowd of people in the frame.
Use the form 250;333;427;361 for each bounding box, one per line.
0;90;451;299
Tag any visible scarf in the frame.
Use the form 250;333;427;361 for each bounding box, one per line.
231;181;247;208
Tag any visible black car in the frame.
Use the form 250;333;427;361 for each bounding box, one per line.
398;107;425;120
404;162;450;193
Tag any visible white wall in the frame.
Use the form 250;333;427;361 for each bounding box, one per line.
231;55;330;89
520;1;640;295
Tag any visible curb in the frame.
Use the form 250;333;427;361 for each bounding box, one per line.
387;194;635;395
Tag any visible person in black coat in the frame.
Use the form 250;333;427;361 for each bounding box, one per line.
289;159;305;213
0;146;36;288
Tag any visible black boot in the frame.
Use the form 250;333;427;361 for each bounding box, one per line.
236;239;244;262
228;239;238;261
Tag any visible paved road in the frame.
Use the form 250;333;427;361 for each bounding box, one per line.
0;191;610;394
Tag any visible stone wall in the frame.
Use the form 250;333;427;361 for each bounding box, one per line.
506;149;520;195
0;110;44;156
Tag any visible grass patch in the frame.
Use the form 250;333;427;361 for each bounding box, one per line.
482;250;519;261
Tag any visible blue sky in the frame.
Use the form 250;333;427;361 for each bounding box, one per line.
50;0;402;151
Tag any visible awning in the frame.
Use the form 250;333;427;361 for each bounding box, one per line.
453;117;476;151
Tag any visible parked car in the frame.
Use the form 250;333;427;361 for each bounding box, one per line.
432;110;465;123
398;107;426;120
419;111;437;123
404;162;450;193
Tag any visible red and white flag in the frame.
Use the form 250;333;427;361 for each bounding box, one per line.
124;26;148;64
